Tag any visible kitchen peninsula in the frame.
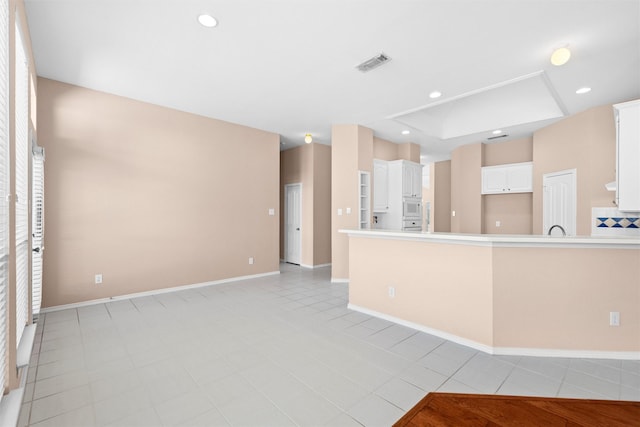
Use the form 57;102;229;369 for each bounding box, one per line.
340;229;640;359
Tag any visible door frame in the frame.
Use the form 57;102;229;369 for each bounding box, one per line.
284;183;302;265
543;168;577;236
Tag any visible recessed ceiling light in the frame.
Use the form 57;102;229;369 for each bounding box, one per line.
198;14;218;27
429;91;442;99
550;46;571;66
401;130;411;135
576;87;591;94
492;129;502;135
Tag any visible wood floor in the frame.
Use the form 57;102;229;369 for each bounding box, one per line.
393;393;640;427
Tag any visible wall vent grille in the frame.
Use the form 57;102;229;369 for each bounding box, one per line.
356;53;391;73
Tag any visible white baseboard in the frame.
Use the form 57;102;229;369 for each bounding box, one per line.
348;303;640;360
42;270;281;313
331;277;349;283
300;263;332;269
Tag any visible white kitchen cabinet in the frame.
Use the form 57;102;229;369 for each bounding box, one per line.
373;159;389;212
481;162;533;194
614;99;640;211
401;161;423;198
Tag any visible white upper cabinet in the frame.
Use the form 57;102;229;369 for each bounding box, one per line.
373;159;389;212
614;99;640;211
481;162;533;194
401;161;423;198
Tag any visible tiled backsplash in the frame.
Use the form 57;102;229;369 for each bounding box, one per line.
592;207;640;237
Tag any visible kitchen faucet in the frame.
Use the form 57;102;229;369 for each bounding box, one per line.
548;224;566;236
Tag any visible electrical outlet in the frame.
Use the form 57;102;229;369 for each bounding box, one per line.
249;257;254;265
346;207;351;214
496;220;501;227
268;208;275;216
610;311;620;326
452;210;456;217
388;286;395;298
95;274;103;284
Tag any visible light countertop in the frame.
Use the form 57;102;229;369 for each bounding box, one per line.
339;229;640;248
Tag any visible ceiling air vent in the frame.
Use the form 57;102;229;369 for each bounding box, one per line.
487;134;508;140
356;53;391;73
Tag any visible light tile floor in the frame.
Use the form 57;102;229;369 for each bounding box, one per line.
19;264;640;426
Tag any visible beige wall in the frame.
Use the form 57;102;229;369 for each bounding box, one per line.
348;233;640;353
279;143;331;267
483;137;533;166
349;237;495;346
397;142;421;163
483;194;533;234
533;105;617;235
492;246;640;351
432;161;451;232
331;125;364;280
373;138;421;163
312;144;332;265
38;78;280;307
373;137;397;160
451;143;483;233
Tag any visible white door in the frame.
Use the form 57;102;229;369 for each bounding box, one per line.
285;183;301;265
543;169;577;236
31;145;44;320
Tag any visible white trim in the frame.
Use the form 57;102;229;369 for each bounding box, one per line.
331;277;349;283
493;346;640;360
16;323;36;368
348;303;640;361
41;271;280;313
300;263;331;269
348;303;494;354
0;364;28;427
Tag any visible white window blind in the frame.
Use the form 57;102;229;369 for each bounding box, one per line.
15;23;29;348
32;146;44;319
0;0;10;401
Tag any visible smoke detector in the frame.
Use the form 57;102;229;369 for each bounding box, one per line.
356;53;392;73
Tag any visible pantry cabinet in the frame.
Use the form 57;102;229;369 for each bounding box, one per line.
481;162;533;194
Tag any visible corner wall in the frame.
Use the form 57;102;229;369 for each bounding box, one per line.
38;78;281;307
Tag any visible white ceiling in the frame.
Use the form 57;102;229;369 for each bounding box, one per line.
24;0;640;162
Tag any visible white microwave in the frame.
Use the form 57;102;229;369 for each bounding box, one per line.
403;198;421;219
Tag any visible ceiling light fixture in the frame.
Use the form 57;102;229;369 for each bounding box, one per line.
198;14;218;27
492;129;502;135
402;130;411;135
429;91;442;99
304;134;312;144
576;87;591;94
550;46;571;66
